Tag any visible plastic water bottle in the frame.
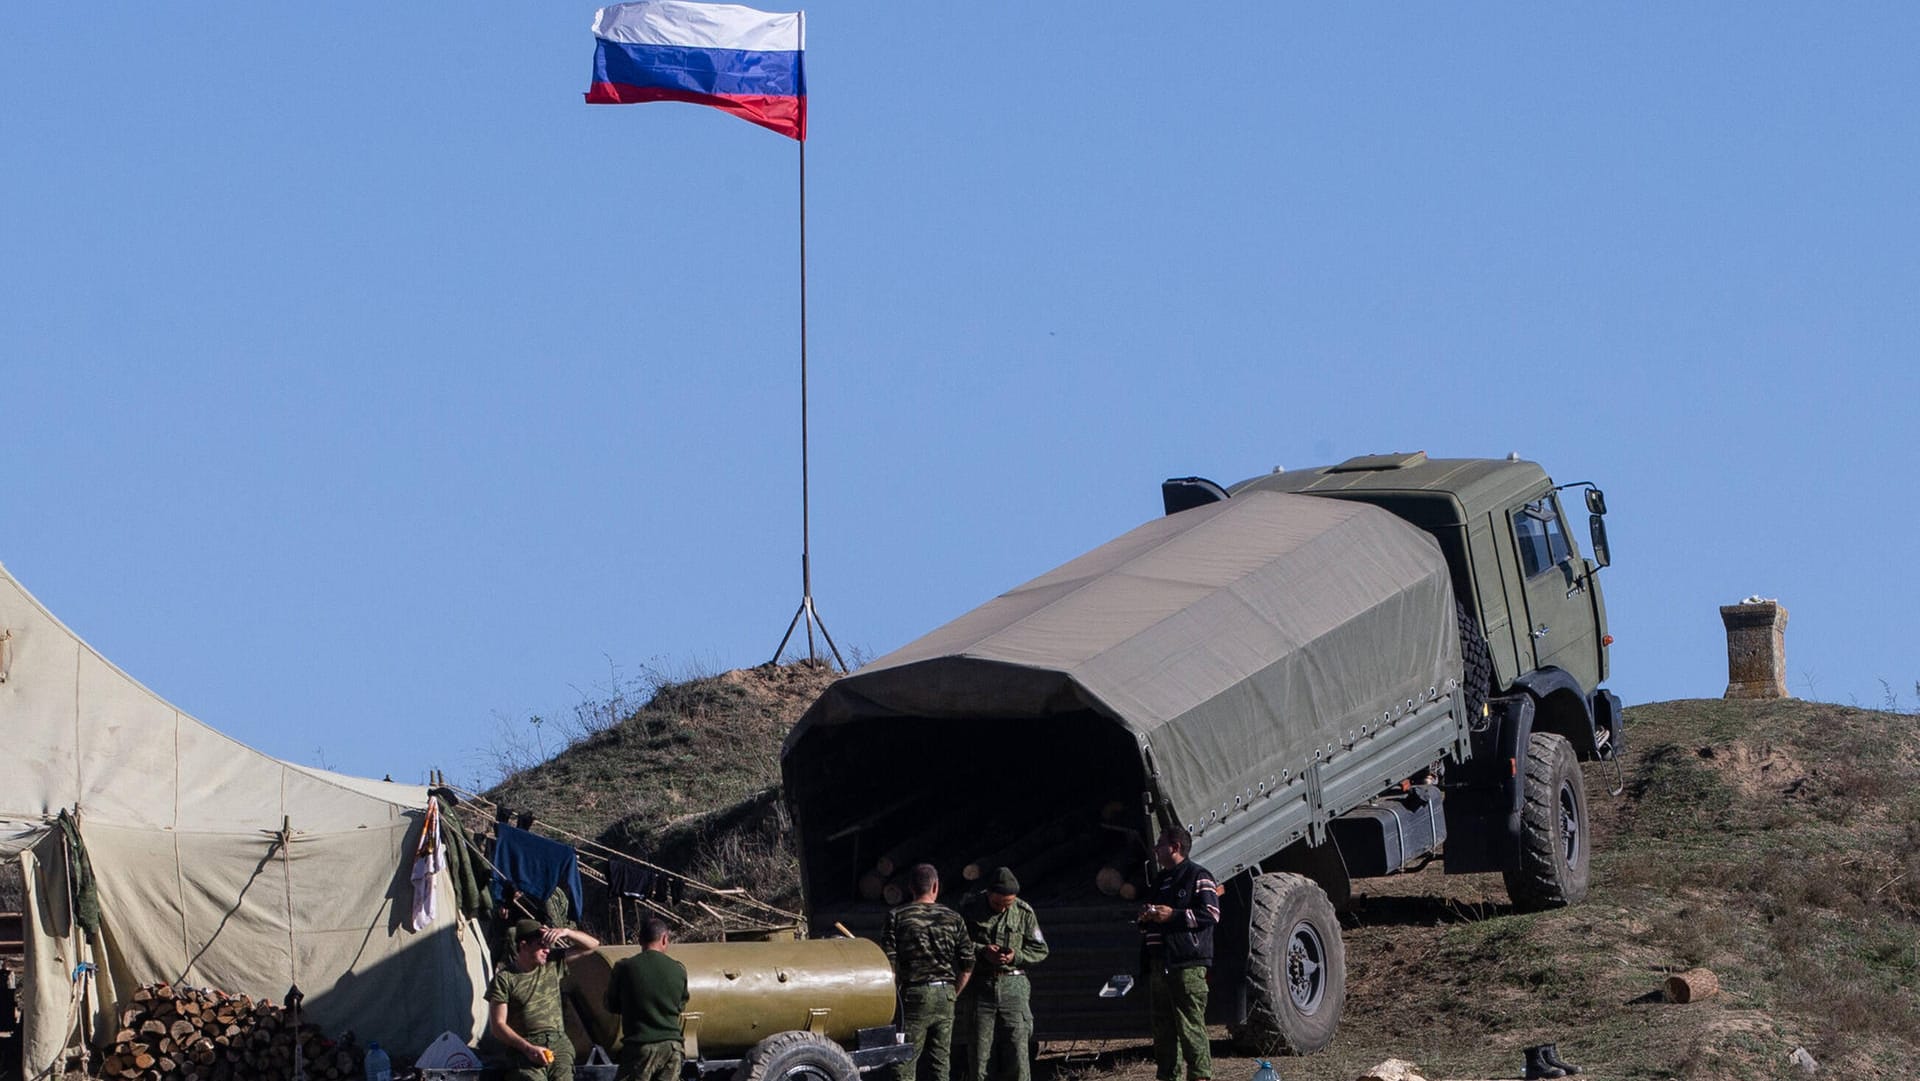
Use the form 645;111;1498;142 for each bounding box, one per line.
1251;1060;1277;1081
364;1041;392;1081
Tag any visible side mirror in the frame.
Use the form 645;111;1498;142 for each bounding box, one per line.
1585;488;1608;516
1588;514;1611;568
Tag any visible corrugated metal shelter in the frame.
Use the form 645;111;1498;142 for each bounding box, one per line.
0;560;490;1073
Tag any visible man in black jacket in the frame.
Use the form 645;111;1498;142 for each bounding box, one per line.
1138;827;1219;1081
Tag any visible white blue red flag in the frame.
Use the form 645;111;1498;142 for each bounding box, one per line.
586;0;806;140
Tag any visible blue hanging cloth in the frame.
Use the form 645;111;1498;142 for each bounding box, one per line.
489;823;585;923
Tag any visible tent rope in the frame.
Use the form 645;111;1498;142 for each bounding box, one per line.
23;963;90;1081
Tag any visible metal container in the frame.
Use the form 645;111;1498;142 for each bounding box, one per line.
567;938;897;1059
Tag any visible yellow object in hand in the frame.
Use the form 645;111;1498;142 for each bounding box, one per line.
540;1048;554;1065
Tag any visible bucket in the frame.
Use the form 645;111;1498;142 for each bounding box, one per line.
575;1045;617;1081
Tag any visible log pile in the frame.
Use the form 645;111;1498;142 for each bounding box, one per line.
849;801;1161;904
100;982;363;1081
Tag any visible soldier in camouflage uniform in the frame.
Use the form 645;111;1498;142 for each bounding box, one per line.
1138;827;1218;1081
881;864;974;1081
487;918;603;1081
957;867;1048;1081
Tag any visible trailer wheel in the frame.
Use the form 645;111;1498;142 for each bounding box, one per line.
734;1031;860;1081
1503;731;1590;910
1230;872;1345;1056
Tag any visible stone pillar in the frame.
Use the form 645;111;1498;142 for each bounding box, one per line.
1721;599;1790;699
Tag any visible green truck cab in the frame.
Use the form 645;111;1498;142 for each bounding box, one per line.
1185;450;1619;761
785;453;1619;1058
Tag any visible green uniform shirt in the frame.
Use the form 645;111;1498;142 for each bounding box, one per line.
882;901;975;985
604;949;690;1048
957;894;1049;973
488;957;566;1037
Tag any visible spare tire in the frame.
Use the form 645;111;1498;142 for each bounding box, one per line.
1229;872;1345;1056
1457;601;1492;726
734;1031;860;1081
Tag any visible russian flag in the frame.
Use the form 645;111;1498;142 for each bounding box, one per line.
587;1;806;140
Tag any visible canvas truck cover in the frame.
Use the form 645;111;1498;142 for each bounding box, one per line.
786;492;1466;873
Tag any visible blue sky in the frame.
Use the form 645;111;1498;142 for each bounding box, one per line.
6;4;1916;785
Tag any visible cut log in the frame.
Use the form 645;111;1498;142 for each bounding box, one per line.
881;872;912;907
962;811;1098;882
874;817;975;878
1665;967;1720;1003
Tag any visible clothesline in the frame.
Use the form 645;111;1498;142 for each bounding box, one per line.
445;784;802;926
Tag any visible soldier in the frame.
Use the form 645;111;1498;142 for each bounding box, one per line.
604;916;690;1081
1138;827;1218;1081
881;864;974;1081
487;919;603;1081
957;867;1048;1081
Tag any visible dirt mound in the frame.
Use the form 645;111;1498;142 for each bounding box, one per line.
482;660;838;912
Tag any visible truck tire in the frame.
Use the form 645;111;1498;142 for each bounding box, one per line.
734;1031;860;1081
1230;872;1345;1056
1457;601;1491;725
1502;731;1590;910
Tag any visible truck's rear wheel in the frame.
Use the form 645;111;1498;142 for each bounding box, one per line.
1231;872;1345;1056
734;1031;859;1081
1503;731;1590;910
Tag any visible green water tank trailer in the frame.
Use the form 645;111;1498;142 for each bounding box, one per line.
566;938;908;1080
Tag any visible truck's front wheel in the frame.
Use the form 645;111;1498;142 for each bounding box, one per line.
1231;872;1345;1056
734;1032;859;1081
1503;731;1591;910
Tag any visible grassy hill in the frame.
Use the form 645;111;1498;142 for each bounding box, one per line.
486;666;1920;1078
483;662;834;910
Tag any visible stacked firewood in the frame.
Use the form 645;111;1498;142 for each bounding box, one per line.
853;802;1154;904
100;982;362;1081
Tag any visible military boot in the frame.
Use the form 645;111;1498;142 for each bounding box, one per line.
1541;1044;1580;1075
1523;1045;1566;1080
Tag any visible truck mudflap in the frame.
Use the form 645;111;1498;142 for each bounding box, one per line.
1591;689;1625;759
1439;694;1535;874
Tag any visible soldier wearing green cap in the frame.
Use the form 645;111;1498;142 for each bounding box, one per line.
956;867;1047;1081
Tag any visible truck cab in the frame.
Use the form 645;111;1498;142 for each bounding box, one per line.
1171;451;1618;761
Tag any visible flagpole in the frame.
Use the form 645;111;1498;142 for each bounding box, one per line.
772;133;846;671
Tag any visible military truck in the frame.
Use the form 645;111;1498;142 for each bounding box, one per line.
782;453;1618;1055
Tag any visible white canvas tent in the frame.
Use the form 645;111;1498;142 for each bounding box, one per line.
0;560;491;1073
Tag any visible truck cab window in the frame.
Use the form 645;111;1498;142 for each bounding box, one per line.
1514;499;1571;577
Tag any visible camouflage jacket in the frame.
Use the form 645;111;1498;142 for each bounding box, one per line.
958;893;1049;975
881;901;975;985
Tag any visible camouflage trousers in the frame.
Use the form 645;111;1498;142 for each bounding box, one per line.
891;982;958;1081
616;1039;684;1081
960;974;1032;1081
505;1030;575;1081
1149;966;1211;1081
